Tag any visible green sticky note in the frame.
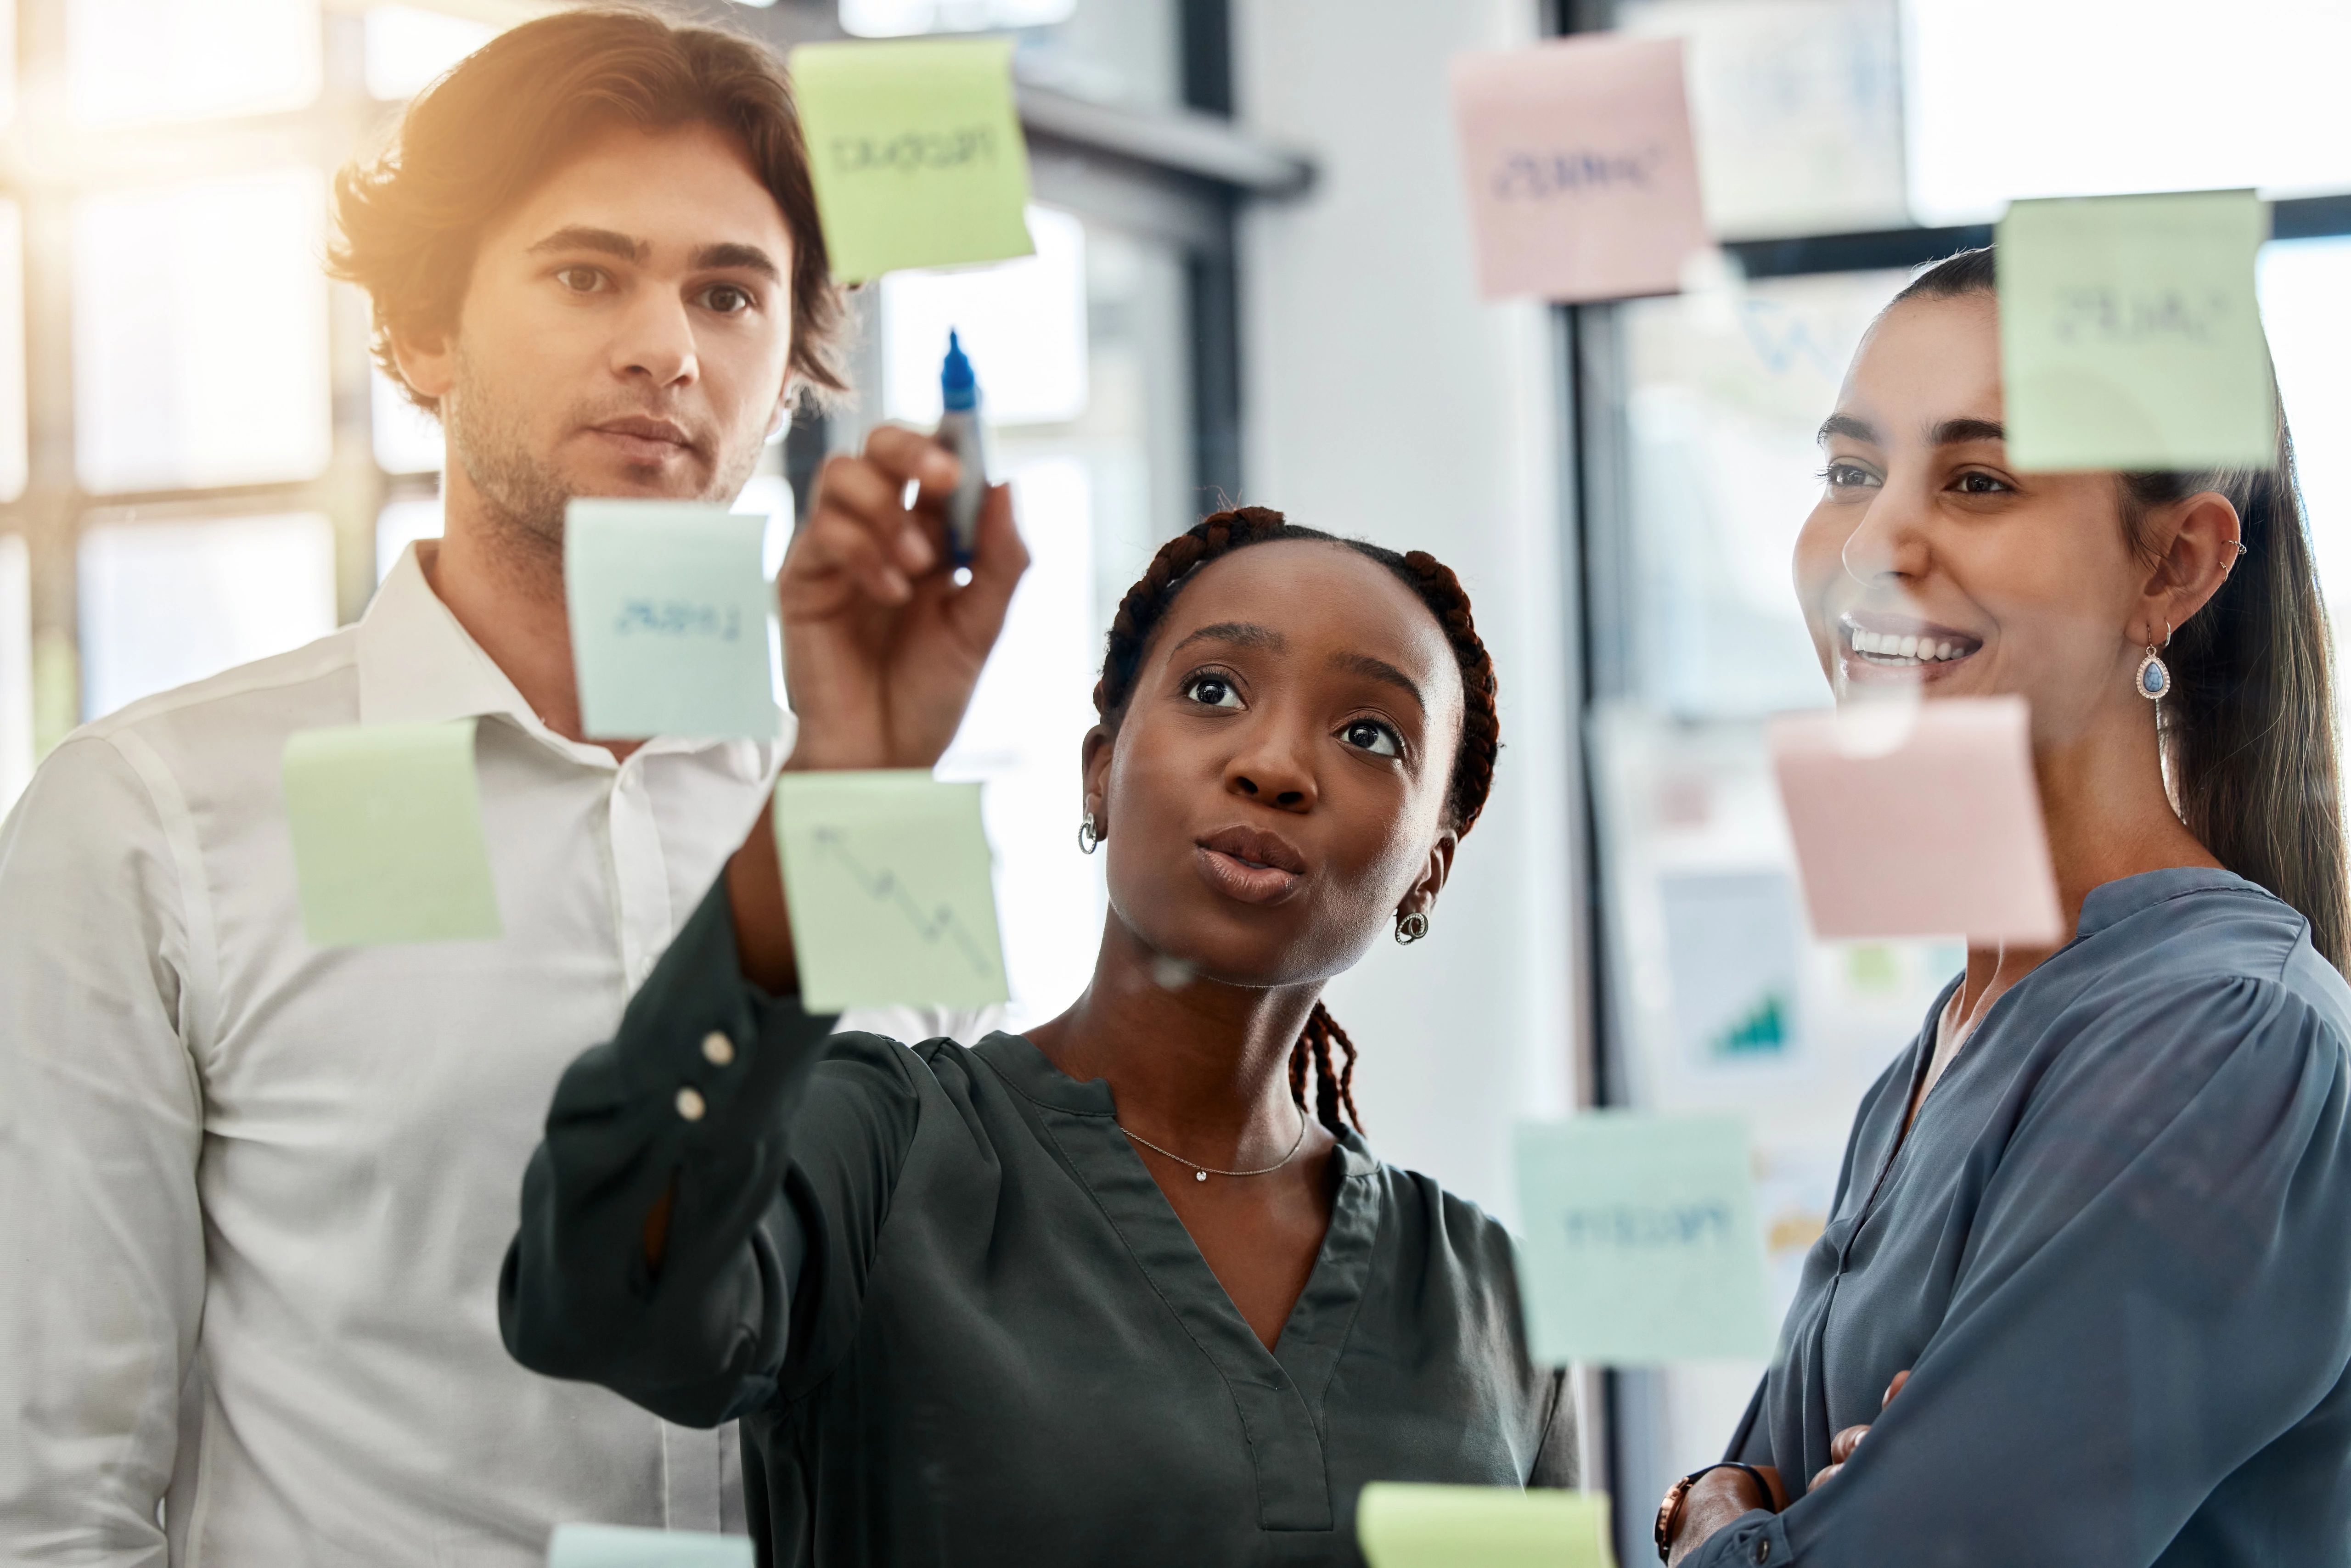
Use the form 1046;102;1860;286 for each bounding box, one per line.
546;1524;752;1568
772;770;1009;1012
790;38;1035;282
564;500;781;742
1513;1113;1775;1366
282;721;502;946
1358;1484;1614;1568
1997;189;2274;472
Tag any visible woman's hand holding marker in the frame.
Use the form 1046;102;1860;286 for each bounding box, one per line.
776;422;1027;774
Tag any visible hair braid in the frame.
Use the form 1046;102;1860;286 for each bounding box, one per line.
1095;507;1502;1133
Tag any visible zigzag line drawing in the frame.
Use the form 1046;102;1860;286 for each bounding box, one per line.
808;826;995;978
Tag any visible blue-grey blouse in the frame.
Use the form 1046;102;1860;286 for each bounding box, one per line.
1689;869;2351;1568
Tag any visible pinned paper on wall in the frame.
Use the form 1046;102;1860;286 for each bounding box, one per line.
790;38;1035;282
1997;189;2274;472
546;1523;753;1568
1450;35;1710;303
772;770;1009;1012
282;720;502;946
1513;1112;1775;1366
564;500;781;742
1769;695;2063;944
1358;1484;1614;1568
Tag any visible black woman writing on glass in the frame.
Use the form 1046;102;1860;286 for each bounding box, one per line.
1662;248;2351;1567
499;501;1575;1566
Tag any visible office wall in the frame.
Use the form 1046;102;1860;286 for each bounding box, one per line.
1232;0;1581;1223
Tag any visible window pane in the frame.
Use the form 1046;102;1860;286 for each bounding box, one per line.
78;512;336;720
0;534;28;815
1619;0;1907;241
74;171;332;493
1904;0;2351;225
69;0;320;126
880;206;1089;427
0;201;28;504
840;0;1180;112
372;368;444;476
363;4;494;101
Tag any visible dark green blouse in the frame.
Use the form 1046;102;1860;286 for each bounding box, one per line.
500;882;1576;1567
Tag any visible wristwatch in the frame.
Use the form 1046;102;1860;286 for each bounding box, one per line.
1654;1462;1774;1562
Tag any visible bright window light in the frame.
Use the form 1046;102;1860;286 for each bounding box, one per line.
73;170;332;494
841;0;1074;36
0;534;28;816
69;0;320;126
363;4;493;102
371;368;444;476
0;202;28;504
881;206;1088;427
374;497;442;584
79;513;337;720
1904;0;2351;225
2261;238;2351;629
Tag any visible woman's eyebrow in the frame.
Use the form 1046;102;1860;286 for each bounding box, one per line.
1331;651;1423;708
1171;621;1283;654
1929;416;2006;445
1818;412;1877;445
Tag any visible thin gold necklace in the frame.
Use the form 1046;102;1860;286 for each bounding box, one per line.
1119;1104;1310;1182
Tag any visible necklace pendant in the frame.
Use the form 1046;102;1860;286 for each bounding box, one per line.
1194;1169;1208;1182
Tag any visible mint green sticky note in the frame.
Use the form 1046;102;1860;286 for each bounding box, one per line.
1997;189;2274;472
1358;1484;1615;1568
282;721;502;946
564;500;781;742
789;38;1035;283
546;1524;752;1568
1513;1113;1775;1366
772;770;1009;1012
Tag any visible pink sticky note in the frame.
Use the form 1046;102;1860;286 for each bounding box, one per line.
1769;697;2064;944
1450;36;1710;303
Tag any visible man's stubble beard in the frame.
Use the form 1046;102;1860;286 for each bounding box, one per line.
444;344;770;570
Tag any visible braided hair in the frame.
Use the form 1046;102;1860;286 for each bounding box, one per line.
1092;506;1502;1134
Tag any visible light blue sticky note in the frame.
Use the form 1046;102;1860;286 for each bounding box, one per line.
1997;189;2274;472
772;770;1009;1012
1359;1484;1615;1568
564;500;782;741
1513;1113;1775;1366
282;720;502;946
546;1524;753;1568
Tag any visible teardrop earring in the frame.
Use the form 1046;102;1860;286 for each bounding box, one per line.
2135;621;2172;701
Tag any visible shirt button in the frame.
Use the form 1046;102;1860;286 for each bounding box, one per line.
702;1031;736;1068
675;1086;707;1122
1755;1540;1771;1564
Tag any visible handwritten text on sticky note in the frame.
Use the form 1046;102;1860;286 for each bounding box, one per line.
282;720;502;947
1514;1112;1775;1366
1997;189;2273;472
1770;695;2063;944
565;500;780;742
773;770;1009;1013
1451;36;1708;303
790;38;1035;283
1358;1484;1614;1568
546;1523;753;1568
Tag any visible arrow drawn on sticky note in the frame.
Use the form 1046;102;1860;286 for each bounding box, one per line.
808;825;995;979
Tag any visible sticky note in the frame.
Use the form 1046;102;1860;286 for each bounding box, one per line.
282;721;501;946
546;1524;752;1568
1450;36;1709;303
790;38;1035;283
1997;190;2274;472
772;770;1009;1012
1769;695;2063;944
1359;1485;1614;1568
1513;1113;1775;1366
564;500;781;742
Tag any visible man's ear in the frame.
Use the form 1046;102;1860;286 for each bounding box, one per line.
390;325;456;407
1396;829;1460;921
1080;723;1114;839
2139;489;2243;644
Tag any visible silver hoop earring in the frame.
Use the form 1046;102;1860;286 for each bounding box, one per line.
1394;910;1429;945
1077;812;1100;854
2135;645;2171;701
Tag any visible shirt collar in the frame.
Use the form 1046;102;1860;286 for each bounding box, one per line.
356;540;784;780
2075;865;2263;939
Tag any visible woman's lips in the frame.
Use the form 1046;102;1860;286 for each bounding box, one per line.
1193;826;1307;906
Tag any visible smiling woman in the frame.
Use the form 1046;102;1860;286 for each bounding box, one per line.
498;506;1575;1566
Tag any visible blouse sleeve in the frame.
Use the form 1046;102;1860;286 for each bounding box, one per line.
1687;974;2351;1568
498;876;923;1429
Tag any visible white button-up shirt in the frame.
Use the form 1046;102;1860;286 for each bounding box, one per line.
0;544;990;1565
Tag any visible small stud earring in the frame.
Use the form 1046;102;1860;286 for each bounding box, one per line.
1077;812;1100;854
1394;910;1430;944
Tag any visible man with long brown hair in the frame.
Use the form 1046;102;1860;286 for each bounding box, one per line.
0;10;1023;1562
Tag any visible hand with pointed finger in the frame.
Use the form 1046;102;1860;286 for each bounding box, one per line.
777;423;1028;772
1809;1369;1910;1494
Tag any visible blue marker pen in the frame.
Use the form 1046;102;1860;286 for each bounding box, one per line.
935;330;989;570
